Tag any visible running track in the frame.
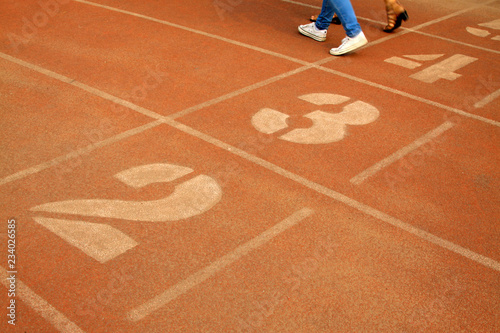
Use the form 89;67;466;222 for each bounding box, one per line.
1;0;499;332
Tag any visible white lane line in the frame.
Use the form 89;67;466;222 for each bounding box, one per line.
169;66;312;119
71;0;500;119
350;121;455;185
0;51;350;187
165;118;500;274
4;46;498;131
0;121;162;186
416;30;500;55
474;89;500;108
0;266;86;333
73;0;416;75
0;51;316;186
318;65;500;127
72;0;310;66
128;208;314;322
0;52;166;122
2;53;500;274
280;0;321;10
0;51;166;120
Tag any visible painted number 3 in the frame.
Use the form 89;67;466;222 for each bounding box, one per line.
251;93;380;144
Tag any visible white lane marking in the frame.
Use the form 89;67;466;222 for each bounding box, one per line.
251;108;290;134
1;53;499;273
73;0;310;66
409;54;478;84
170;65;312;120
166;119;500;274
128;208;314;321
414;30;500;55
279;101;379;144
478;19;500;30
474;89;500;108
317;64;500;127
404;54;444;61
466;27;491;37
33;217;138;263
384;56;422;69
0;266;86;332
0;121;162;186
252;93;380;145
31;169;223;222
350;122;455;185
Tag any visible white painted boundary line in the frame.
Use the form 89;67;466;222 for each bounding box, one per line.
413;30;500;56
0;1;496;328
166;119;500;273
169;66;312;120
350;121;455;185
128;208;314;322
0;52;315;186
0;266;86;333
2;53;500;275
318;65;500;127
280;0;320;10
0;121;162;186
72;0;310;66
474;88;500;108
65;1;500;126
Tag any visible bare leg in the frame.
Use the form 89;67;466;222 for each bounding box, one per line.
383;0;408;32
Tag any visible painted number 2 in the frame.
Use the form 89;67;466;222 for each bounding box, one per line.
30;163;222;263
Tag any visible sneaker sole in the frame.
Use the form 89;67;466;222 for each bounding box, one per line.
298;26;326;42
329;38;367;56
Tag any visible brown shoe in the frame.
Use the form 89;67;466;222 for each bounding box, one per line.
383;0;409;32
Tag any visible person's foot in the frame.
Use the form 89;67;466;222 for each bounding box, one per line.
329;31;367;55
383;0;409;32
310;14;341;25
298;22;327;42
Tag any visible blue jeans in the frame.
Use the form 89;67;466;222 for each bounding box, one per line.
315;0;362;37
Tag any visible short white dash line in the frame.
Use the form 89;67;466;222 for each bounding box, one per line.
350;121;455;185
474;89;500;109
0;266;85;333
128;208;314;322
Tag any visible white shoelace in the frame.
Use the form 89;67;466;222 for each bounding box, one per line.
338;36;351;49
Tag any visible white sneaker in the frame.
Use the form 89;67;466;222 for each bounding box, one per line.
298;22;327;42
329;31;368;55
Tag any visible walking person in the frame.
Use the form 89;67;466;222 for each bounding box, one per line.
309;0;409;33
298;0;368;55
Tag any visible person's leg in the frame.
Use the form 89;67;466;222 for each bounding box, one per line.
383;0;408;32
299;0;367;55
326;0;361;38
328;0;367;55
298;0;332;42
314;0;336;30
